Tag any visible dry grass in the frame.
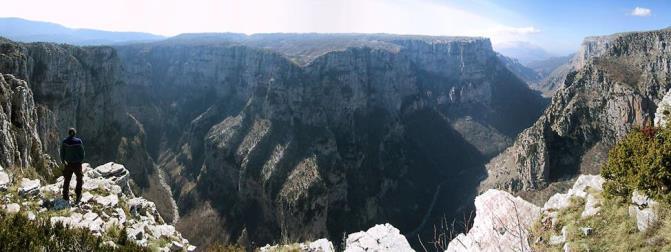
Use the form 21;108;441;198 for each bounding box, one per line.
530;192;671;251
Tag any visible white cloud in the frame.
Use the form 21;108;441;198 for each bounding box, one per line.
631;7;652;17
479;25;541;45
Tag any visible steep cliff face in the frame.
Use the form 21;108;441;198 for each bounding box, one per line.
0;38;160;214
531;36;615;98
482;29;671;192
0;73;52;170
114;35;547;246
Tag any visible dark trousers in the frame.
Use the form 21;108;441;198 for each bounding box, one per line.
62;162;83;201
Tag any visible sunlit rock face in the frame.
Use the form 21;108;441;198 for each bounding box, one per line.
447;189;541;252
482;28;671;193
0;73;51;170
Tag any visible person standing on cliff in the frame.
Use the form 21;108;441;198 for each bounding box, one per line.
60;127;85;204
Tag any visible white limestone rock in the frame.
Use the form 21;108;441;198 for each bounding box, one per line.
628;191;659;232
19;178;40;196
446;189;540;252
95;162;126;177
149;224;176;239
308;239;335;252
580;194;601;218
95;194;119;207
170;241;184;251
0;170;10;191
0;160;191;249
80;192;94;203
544;193;573;211
570;175;604;195
4;203;20;214
345;223;413;252
260;238;334;252
655;90;671;128
544;175;605;211
549;226;568;245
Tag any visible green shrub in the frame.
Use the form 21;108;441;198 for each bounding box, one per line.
0;212;146;251
601;126;671;202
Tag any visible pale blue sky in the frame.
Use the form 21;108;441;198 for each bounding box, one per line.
0;0;668;55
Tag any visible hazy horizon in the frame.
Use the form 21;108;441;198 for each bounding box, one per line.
1;0;670;55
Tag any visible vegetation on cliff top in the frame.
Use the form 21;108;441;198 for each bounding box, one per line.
0;212;145;251
601;126;671;202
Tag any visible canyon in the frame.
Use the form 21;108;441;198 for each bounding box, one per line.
0;34;548;247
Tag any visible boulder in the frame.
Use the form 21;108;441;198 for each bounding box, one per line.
580;194;601;218
95;162;126;177
447;189;540;252
260;238;334;252
308;239;335;252
149;224;176;239
569;175;604;195
544;193;572;210
0;170;10;191
4;203;20;214
629;191;659;232
19;178;40;196
543;175;605;211
95;194;119;207
345;223;413;252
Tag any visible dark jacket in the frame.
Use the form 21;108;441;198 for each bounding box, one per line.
61;136;85;164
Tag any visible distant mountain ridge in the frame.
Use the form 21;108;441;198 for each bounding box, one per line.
0;17;164;45
497;53;572;97
494;41;555;65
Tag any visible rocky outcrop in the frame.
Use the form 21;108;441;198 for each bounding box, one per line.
0;73;52;171
654;91;671;127
1;162;193;251
345;223;414;252
0;38;157;189
260;223;413;252
260;239;335;252
446;189;541;252
449;175;604;251
482;28;671;193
